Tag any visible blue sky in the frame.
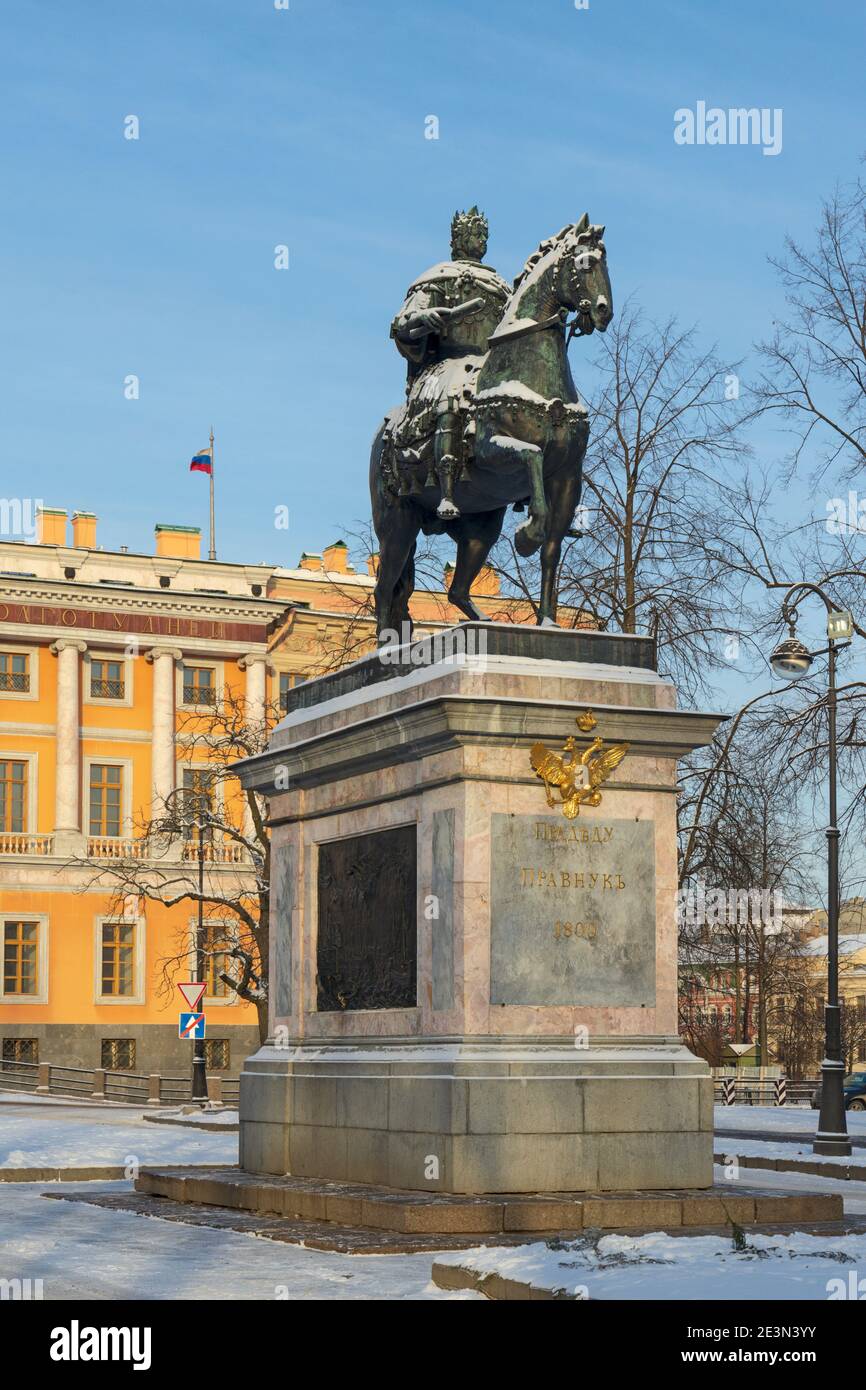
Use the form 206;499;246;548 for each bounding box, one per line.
1;0;863;570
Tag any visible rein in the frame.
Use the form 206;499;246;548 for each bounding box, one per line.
488;300;594;347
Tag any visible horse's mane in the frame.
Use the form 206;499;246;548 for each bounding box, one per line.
512;223;577;291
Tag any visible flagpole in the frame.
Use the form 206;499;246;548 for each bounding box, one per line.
208;425;216;560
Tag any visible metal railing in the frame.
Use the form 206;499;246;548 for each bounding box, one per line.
714;1076;818;1106
90;679;125;699
0;1059;239;1106
0;671;30;692
183;685;217;706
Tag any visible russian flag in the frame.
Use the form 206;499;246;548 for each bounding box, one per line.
190;447;212;474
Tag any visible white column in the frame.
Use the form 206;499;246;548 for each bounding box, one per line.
50;638;87;852
146;647;183;817
238;654;269;841
239;653;268;726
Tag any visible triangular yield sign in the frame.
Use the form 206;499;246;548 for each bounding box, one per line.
178;981;206;1009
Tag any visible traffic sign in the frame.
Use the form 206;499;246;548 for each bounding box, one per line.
178;982;206;1010
179;1012;206;1040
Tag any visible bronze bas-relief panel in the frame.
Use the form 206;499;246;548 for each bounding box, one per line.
316;824;418;1011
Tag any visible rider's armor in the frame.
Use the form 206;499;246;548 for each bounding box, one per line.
384;208;510;515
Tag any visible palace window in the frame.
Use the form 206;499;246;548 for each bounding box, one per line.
2;1038;38;1065
182;665;217;706
0;651;29;693
101;1038;136;1070
3;920;39;995
201;923;232;998
90;657;124;700
278;671;308;712
204;1038;230;1070
182;769;216;838
0;760;27;832
100;921;136;996
89;764;123;837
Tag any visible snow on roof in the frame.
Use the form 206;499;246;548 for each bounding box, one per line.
801;933;866;958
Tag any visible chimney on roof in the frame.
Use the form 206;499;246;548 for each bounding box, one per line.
155;524;201;560
298;552;324;572
71;511;97;549
323;540;352;573
37;507;67;546
366;553;380;577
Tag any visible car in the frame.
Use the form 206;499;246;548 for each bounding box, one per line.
811;1072;866;1110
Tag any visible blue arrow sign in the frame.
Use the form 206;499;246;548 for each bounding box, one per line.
179;1011;206;1040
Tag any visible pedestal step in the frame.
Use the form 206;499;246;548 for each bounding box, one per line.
136;1165;842;1238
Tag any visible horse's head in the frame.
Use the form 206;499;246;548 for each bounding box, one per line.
559;214;613;333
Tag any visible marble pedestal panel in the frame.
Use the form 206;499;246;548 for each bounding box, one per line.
235;624;726;1194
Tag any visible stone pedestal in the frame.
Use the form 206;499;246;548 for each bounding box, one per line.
235;624;726;1194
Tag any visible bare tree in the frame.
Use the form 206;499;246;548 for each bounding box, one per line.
71;689;276;1043
752;172;866;484
678;727;819;1059
545;303;748;701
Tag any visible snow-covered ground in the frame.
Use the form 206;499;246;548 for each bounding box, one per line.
715;1103;866;1136
0;1182;477;1300
715;1137;866;1168
0;1100;237;1168
2;1096;864;1299
435;1226;866;1300
142;1106;239;1128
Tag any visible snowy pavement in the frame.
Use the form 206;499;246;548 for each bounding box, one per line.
434;1226;866;1301
716;1137;866;1169
714;1103;866;1139
0;1099;237;1169
2;1097;865;1300
0;1182;477;1300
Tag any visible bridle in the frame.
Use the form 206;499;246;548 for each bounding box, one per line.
488;246;604;346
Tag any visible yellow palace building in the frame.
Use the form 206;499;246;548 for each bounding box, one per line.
1;506;560;1079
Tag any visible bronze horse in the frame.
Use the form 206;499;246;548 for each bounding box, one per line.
370;215;612;637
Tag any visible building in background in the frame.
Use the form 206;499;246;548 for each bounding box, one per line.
0;507;577;1076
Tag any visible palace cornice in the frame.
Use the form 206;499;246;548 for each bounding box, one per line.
0;580;287;625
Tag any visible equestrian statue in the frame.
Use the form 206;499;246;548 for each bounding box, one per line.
370;206;613;637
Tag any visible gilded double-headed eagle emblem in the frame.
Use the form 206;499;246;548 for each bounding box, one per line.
530;710;629;819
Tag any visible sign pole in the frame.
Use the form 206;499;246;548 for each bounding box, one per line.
191;820;209;1102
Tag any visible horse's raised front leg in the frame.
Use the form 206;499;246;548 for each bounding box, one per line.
448;508;506;621
513;440;548;557
483;432;548;556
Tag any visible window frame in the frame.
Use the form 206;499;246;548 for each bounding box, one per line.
83;756;133;839
187;916;240;1007
93;914;145;1005
0;750;38;836
178;661;223;711
84;650;133;709
2;1037;39;1065
100;1037;136;1071
0;645;38;702
204;1037;231;1071
0;913;49;1004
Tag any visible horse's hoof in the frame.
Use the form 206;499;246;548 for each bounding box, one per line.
437;500;460;520
515;520;543;557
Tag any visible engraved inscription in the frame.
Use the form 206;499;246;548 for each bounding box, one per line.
490;814;656;1007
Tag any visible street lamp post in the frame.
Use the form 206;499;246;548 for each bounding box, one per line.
191;815;210;1104
769;583;854;1157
